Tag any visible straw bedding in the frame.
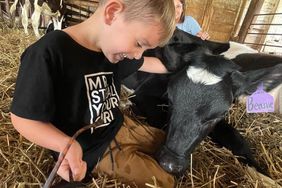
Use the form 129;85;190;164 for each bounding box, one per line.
0;20;281;187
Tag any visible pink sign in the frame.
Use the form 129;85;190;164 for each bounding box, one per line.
247;83;274;113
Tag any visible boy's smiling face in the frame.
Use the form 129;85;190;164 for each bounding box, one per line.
99;1;163;63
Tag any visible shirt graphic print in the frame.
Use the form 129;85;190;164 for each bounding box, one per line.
85;72;120;128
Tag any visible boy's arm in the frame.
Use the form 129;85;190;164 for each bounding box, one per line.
10;113;87;181
139;56;168;73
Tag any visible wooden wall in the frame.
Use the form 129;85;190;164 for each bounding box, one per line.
64;0;248;42
1;0;249;43
64;0;99;25
64;0;249;42
185;0;248;42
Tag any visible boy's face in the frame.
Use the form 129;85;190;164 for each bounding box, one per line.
99;4;163;63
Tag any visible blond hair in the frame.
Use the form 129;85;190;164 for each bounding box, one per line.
99;0;176;47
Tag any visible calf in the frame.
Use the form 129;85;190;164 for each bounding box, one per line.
155;47;282;175
10;0;65;38
122;29;282;176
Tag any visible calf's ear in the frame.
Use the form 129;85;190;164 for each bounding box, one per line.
231;64;282;97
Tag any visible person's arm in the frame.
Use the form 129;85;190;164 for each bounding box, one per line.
188;16;210;40
10;113;87;181
138;56;168;73
183;16;210;40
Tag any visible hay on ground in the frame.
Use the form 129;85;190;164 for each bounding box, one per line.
0;20;281;187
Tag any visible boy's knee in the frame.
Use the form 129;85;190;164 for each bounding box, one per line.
119;150;175;187
95;146;175;187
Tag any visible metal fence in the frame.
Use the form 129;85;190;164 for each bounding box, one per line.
243;12;282;55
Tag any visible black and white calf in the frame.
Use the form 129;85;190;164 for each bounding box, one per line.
10;0;65;38
122;29;282;176
156;48;282;175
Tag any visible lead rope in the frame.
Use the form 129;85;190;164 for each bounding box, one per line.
107;137;122;172
108;145;115;171
113;138;121;151
43;119;104;188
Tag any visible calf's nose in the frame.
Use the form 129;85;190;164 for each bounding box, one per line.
155;145;189;176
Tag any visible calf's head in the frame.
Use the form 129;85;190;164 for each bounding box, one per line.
158;29;230;72
156;48;282;175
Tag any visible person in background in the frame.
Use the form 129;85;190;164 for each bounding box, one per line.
174;0;210;40
10;0;176;187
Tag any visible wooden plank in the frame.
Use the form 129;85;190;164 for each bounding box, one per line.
65;15;85;24
65;0;99;10
66;3;93;14
66;8;90;18
186;0;245;42
237;0;264;42
232;0;249;40
0;4;3;18
63;0;100;25
4;0;10;18
186;0;209;25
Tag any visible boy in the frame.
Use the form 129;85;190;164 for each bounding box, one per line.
10;0;176;187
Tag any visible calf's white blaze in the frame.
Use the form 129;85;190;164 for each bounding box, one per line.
186;66;222;85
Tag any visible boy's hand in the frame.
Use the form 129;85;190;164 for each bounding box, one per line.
57;140;87;182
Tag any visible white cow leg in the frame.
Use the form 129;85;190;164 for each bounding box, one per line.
52;17;59;30
52;15;64;30
21;4;29;35
31;6;42;38
9;0;19;15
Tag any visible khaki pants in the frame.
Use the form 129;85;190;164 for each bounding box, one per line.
94;116;175;188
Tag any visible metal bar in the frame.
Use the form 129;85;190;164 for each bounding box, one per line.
247;32;282;35
253;12;282;16
243;12;282;53
250;23;282;26
244;42;282;48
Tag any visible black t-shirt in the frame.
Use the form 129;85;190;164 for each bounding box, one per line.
11;30;144;170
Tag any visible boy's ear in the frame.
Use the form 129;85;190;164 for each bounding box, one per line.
104;0;124;25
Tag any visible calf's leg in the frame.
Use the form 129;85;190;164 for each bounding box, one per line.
208;120;267;175
31;2;42;38
21;0;30;35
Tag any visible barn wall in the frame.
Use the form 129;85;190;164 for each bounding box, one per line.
3;0;246;42
64;0;98;25
64;0;246;42
185;0;247;42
